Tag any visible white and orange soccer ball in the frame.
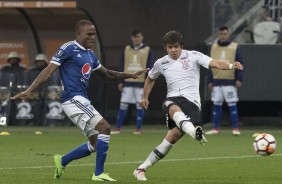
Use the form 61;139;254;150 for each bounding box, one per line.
253;133;276;156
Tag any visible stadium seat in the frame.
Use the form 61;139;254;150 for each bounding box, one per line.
253;21;281;44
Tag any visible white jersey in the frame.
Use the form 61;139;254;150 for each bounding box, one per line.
148;50;212;109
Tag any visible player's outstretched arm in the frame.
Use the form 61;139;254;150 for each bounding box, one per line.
96;66;149;80
140;77;155;110
209;60;243;70
11;63;59;100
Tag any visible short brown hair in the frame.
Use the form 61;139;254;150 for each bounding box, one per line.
163;30;184;46
219;26;229;32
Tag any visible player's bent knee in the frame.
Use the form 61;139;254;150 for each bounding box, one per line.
168;105;181;116
95;118;111;134
86;128;99;138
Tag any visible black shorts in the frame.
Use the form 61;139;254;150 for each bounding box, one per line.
162;96;201;130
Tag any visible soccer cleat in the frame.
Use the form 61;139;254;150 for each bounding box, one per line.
110;129;121;135
133;129;141;135
205;129;220;135
133;168;147;181
232;129;241;136
53;154;65;179
194;126;207;145
91;172;117;181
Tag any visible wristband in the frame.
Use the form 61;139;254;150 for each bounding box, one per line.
229;64;233;70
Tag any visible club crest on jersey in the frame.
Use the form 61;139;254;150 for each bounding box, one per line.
82;63;91;79
181;60;190;70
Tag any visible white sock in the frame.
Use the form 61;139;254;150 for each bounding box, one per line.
172;111;195;138
138;139;173;170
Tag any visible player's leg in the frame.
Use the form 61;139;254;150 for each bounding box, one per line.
54;141;96;179
112;87;133;134
134;128;183;181
206;86;224;135
134;103;144;134
91;118;116;181
134;87;145;134
112;102;129;134
58;118;100;168
163;98;206;144
53;96;99;179
223;86;240;135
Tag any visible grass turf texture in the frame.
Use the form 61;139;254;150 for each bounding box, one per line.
0;125;281;184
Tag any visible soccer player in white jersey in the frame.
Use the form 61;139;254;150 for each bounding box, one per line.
133;30;243;181
11;20;148;182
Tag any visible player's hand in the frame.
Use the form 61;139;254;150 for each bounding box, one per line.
118;83;123;92
208;83;213;90
131;68;150;79
140;98;149;110
235;80;242;88
232;62;243;70
10;90;31;100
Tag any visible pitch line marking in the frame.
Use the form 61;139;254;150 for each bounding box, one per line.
0;154;282;170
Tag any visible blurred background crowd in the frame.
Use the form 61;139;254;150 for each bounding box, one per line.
1;0;282;127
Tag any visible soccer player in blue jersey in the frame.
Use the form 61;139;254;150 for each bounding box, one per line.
11;20;148;181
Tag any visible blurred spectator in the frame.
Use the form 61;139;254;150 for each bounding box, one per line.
261;0;282;23
26;53;63;126
215;0;235;27
27;53;61;88
25;54;49;126
26;54;48;88
0;51;26;125
0;51;26;89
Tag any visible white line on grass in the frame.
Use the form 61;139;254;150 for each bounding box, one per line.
1;154;282;170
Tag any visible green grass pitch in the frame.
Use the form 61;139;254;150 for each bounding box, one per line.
0;125;281;184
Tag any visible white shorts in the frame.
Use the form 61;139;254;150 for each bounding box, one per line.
120;87;143;104
211;86;238;105
61;95;103;137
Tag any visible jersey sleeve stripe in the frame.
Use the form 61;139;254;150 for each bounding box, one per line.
92;64;102;71
61;41;73;50
50;61;61;66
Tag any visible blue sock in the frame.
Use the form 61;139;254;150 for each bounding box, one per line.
136;108;144;129
95;134;110;176
213;105;222;129
62;142;92;166
116;109;128;129
229;105;239;129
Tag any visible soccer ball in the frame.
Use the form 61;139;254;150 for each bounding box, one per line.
253;133;276;156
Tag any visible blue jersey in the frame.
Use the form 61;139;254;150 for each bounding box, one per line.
51;41;101;103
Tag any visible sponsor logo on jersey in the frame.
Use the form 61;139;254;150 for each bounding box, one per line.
161;60;169;65
81;63;91;79
56;50;63;57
